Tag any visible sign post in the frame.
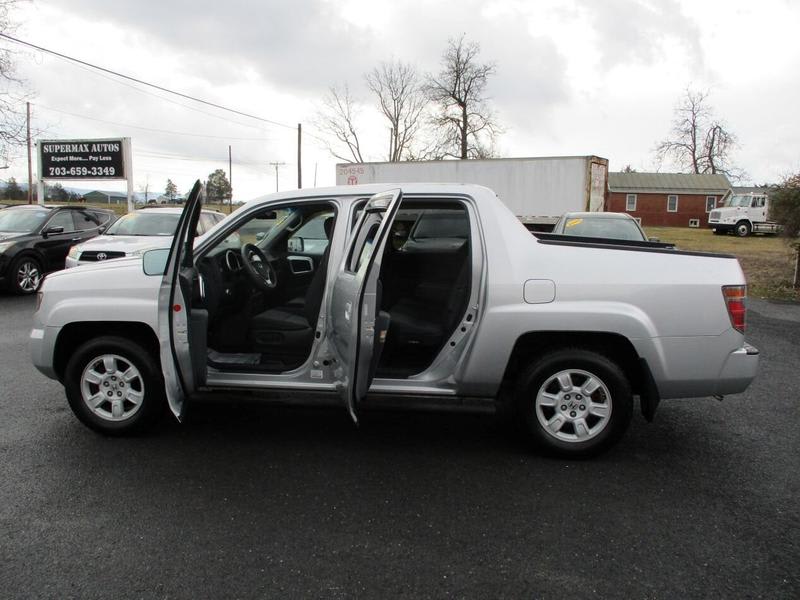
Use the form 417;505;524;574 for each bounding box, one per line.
37;137;133;211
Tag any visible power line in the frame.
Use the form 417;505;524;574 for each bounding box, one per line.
0;32;296;130
66;59;271;132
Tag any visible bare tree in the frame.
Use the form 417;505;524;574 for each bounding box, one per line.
656;88;743;179
425;35;501;160
314;84;365;163
0;1;28;165
365;60;426;162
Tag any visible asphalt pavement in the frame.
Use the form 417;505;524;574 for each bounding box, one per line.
0;294;798;599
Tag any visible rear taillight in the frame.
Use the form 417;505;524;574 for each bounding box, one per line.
722;285;746;333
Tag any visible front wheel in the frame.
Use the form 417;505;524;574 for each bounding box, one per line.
515;349;633;457
735;221;751;237
64;336;165;435
9;255;42;294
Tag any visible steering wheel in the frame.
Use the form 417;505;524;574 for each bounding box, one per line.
241;243;278;292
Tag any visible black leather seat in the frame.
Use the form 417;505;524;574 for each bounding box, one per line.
249;217;334;358
386;245;470;351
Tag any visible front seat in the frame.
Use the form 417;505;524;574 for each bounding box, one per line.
248;217;334;365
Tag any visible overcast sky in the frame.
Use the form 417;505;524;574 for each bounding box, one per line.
3;0;799;200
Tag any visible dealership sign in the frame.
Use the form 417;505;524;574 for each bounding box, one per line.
37;137;135;211
39;138;126;180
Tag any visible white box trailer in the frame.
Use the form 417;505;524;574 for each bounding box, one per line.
335;155;609;228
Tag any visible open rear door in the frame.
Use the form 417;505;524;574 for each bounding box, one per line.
157;180;208;421
329;189;402;423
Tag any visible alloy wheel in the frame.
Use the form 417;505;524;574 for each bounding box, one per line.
535;368;613;442
17;260;41;293
80;354;145;422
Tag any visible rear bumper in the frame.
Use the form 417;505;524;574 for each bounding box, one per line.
715;343;759;395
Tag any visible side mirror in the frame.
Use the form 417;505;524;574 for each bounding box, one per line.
287;237;304;253
42;226;64;237
255;231;266;241
142;248;170;276
98;226;107;234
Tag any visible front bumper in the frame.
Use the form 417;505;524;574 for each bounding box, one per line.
715;343;759;395
708;222;735;232
30;324;60;380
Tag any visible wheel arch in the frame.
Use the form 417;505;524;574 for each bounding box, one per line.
53;321;160;381
499;330;658;420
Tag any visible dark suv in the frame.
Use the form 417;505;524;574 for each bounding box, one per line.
0;205;116;294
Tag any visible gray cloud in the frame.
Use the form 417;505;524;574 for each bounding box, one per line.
46;0;378;92
578;0;705;72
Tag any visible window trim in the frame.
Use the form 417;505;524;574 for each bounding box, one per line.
667;194;679;213
705;196;716;213
625;194;637;212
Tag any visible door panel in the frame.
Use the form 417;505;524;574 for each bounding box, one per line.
328;189;402;422
157;180;206;420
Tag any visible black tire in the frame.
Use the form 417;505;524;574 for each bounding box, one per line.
515;348;633;458
64;336;165;435
735;221;751;237
8;255;43;295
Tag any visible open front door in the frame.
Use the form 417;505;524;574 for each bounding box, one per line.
329;189;402;423
157;180;208;420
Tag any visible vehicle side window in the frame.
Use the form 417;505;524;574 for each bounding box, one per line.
348;222;380;272
289;211;334;255
74;210;101;231
45;211;77;233
90;211;114;226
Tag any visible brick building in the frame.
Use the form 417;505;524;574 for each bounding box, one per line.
607;173;732;227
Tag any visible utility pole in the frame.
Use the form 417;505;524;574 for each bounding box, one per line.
228;145;233;213
269;161;285;192
26;102;32;204
297;123;302;189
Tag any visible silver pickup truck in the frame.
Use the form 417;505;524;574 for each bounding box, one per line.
30;182;759;457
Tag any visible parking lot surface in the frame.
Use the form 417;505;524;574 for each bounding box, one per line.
0;294;798;598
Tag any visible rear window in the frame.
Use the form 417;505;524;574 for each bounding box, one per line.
412;211;469;239
562;217;645;241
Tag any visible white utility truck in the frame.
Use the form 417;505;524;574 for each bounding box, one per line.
335;156;609;230
708;191;781;237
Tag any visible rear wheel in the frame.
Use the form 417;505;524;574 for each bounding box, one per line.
9;255;42;294
735;221;751;237
515;349;633;457
64;336;165;435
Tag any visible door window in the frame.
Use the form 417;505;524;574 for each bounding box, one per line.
45;211;77;232
289;211;334;256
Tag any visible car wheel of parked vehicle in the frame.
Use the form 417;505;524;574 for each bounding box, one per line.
64;336;165;435
10;255;42;294
735;221;751;237
516;349;633;457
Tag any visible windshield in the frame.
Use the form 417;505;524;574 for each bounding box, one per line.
560;216;646;241
725;195;751;208
105;212;181;236
0;208;51;233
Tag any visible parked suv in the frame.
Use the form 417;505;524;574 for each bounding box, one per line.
66;207;224;268
0;204;115;294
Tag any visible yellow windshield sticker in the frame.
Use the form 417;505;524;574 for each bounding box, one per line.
565;219;583;228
